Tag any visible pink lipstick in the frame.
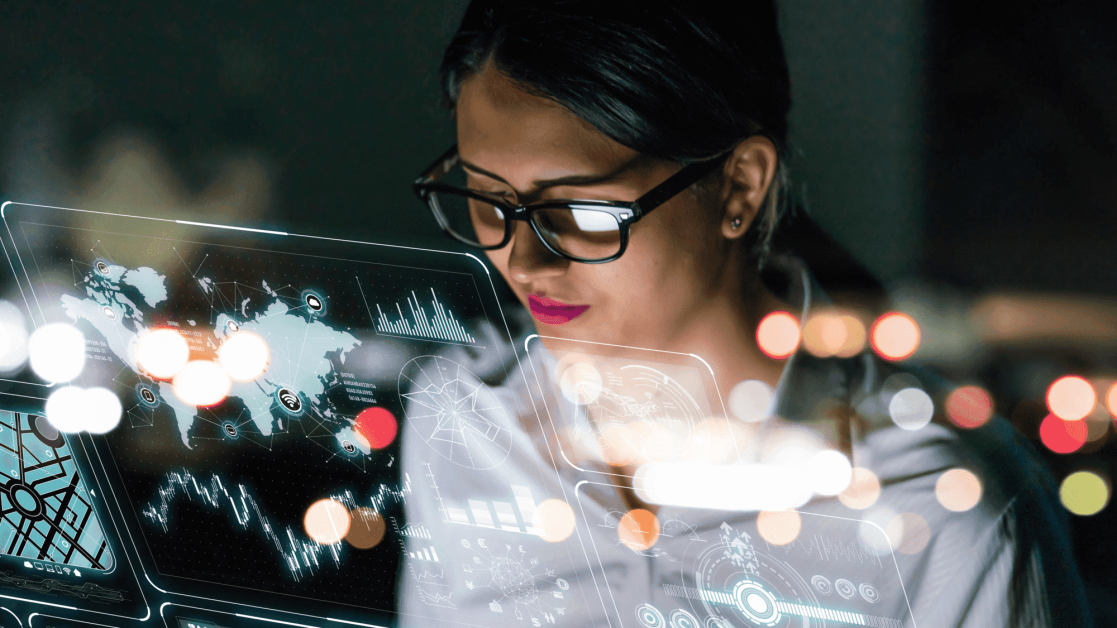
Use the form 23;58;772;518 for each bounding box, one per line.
527;294;590;325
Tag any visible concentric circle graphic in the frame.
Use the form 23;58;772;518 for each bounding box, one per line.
635;603;666;628
732;580;781;626
669;608;700;628
835;578;857;600
859;582;880;604
811;574;833;595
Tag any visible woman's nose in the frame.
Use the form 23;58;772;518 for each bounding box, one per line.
506;220;569;283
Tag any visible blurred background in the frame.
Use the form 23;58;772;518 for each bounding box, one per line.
0;0;1114;622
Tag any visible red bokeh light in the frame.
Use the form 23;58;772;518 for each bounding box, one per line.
1039;414;1087;454
945;386;994;429
355;407;398;449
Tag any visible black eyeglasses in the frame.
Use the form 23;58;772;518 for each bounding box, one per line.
413;145;730;263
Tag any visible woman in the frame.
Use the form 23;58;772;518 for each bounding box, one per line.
400;2;1091;626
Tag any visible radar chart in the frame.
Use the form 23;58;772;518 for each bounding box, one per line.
399;356;512;470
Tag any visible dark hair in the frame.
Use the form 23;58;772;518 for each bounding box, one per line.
439;0;792;247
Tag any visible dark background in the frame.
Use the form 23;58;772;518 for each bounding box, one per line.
1;0;1114;623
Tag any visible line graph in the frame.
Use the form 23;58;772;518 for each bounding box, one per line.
141;470;411;580
374;288;477;345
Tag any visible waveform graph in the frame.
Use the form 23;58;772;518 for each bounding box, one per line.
373;288;477;345
140;469;412;581
399;356;512;470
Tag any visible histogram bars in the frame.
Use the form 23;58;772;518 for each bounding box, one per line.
443;485;543;535
375;288;476;344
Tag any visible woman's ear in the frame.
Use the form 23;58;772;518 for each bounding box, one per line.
719;136;778;239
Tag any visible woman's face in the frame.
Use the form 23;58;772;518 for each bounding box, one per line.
455;65;740;351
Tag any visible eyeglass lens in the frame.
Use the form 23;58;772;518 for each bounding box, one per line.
427;160;623;260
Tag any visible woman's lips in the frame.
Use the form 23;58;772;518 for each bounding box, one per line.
527;294;590;325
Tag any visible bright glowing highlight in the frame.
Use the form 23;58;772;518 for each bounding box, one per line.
1040;414;1087;454
871;312;920;361
1046;376;1096;421
45;386;122;434
728;379;774;423
172;360;232;407
838;467;881;510
888;388;934;431
807;450;852;496
533;499;576;543
935;468;982;512
218;332;269;381
28;323;86;382
304;499;351;545
757;510;801;545
756;311;800;359
137;328;190;379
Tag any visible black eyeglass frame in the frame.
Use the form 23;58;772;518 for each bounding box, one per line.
413;145;731;264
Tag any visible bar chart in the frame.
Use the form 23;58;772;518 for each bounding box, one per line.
443;485;544;536
374;288;477;344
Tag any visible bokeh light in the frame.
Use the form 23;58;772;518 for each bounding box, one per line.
935;468;983;512
1059;471;1110;516
807;450;852;496
727;380;774;423
757;509;801;546
304;498;351;545
28;323;86;383
617;508;660;551
532;499;576;543
45;386;88;434
1039;414;1088;454
45;386;122;434
888;388;935;431
355;407;398;449
891;512;930;555
345;507;386;549
1107;382;1117;420
598;425;639;466
0;301;29;373
945;385;994;429
870;312;920;361
802;312;867;358
172;360;232;407
756;311;800;359
217;332;269;381
1046;376;1096;421
860;506;898;554
557;355;603;405
839;467;881;510
137;328;190;379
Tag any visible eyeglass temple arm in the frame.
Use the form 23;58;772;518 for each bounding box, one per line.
414;144;461;189
631;153;730;216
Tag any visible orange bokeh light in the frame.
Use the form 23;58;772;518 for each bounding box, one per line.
870;312;920;361
345;507;386;549
945;386;995;429
1046;376;1096;421
617;508;660;551
303;499;351;545
756;510;802;545
1108;383;1117;420
1039;413;1088;454
756;311;800;359
935;468;983;512
838;467;882;510
802;312;866;358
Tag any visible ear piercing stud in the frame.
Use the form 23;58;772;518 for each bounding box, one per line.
730;217;742;229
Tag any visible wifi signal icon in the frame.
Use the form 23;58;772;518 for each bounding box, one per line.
277;387;303;413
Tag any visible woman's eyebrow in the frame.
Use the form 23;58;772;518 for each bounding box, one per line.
459;154;647;191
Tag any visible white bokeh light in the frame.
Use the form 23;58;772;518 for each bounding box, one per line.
0;301;29;373
45;386;87;433
172;360;232;407
728;380;774;423
84;387;123;434
218;332;269;381
28;323;86;383
136;328;190;379
888;387;935;431
807;449;853;496
45;386;124;434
